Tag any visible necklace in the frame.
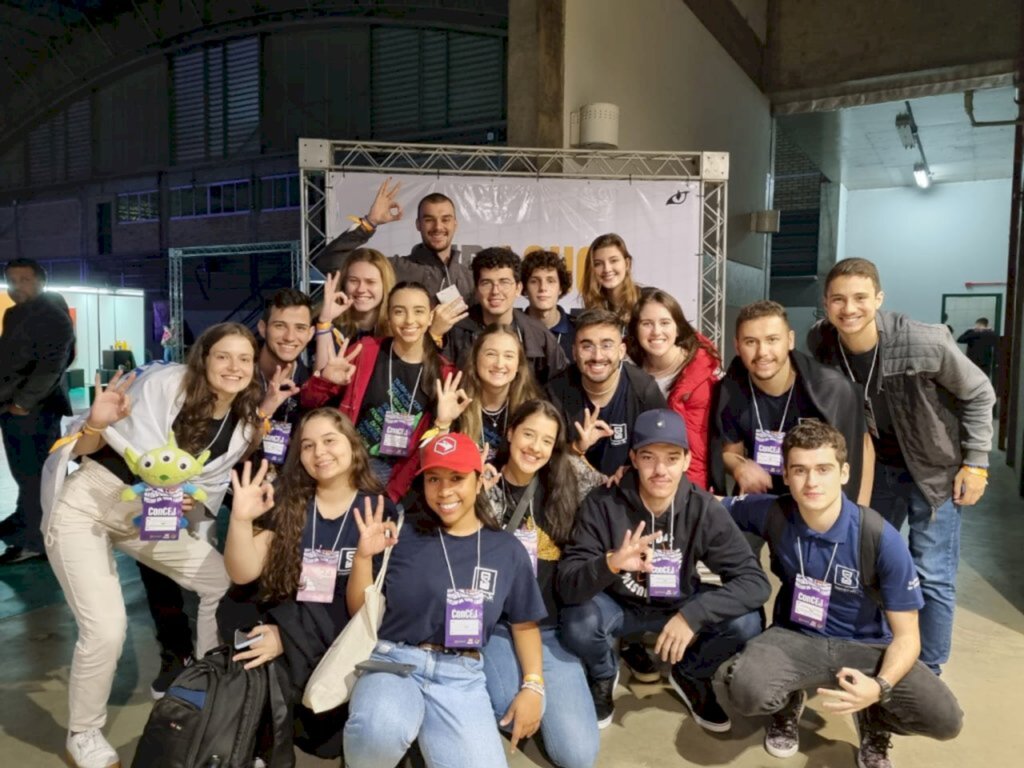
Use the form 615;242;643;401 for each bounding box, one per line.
582;364;622;401
644;346;687;379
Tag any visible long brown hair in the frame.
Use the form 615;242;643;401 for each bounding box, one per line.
387;281;442;404
258;408;384;601
494;399;578;545
582;233;641;326
458;324;542;447
627;288;721;369
175;322;263;455
333;248;396;338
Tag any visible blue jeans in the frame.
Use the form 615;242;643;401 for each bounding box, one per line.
482;625;599;768
344;641;508;768
871;463;962;672
559;591;762;682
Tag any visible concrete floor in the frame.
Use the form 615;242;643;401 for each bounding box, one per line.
1;439;1022;766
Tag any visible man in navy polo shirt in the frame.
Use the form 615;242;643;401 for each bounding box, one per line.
716;421;962;768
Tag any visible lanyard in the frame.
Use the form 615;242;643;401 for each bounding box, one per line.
749;374;795;432
838;343;878;396
648;499;675;550
499;475;536;529
202;413;231;455
310;494;356;552
795;536;839;582
438;526;482;590
387;344;424;414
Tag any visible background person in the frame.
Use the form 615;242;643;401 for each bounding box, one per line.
582;233;642;328
522;250;576;363
0;257;75;563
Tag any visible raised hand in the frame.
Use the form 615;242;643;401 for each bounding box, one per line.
434;371;472;426
573;405;614;454
319;271;354;325
607;521;658;573
353;495;399;559
733;457;773;494
319;337;362;386
429;296;470;338
366;177;403;226
230;460;275;522
260;365;300;415
87;369;136;429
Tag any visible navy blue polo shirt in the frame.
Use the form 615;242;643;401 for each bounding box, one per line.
723;493;923;642
378;522;547;647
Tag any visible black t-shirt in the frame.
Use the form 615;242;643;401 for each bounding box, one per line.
493;478;560;628
91;411;239;486
844;346;906;468
259;493;399;633
719;374;820;494
480;406;508;463
377;522;547;647
574;372;631;476
356;340;430;459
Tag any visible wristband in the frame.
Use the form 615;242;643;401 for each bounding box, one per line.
83;421;105;436
570;441;587;457
315;321;333;331
520;681;545;697
606;551;621;575
314;329;333;336
961;465;988;478
523;673;544;685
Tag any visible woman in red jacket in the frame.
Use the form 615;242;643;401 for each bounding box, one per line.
301;281;455;501
627;288;722;490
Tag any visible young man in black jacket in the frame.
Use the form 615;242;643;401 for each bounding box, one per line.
547;308;666;477
558;409;769;731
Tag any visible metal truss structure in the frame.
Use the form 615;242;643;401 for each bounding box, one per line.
299;140;729;346
168;241;301;361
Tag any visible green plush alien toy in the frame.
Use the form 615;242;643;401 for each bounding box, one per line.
122;431;210;540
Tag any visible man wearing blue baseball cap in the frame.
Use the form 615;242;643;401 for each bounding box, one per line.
558;408;770;734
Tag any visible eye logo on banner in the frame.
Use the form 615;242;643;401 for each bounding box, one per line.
665;190;690;206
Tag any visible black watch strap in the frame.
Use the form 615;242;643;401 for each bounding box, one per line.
874;675;893;704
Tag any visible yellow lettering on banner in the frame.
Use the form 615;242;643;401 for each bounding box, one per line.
519;245;590;293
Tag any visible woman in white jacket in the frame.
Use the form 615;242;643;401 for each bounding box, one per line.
44;322;287;768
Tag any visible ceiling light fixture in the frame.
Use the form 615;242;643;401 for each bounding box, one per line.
913;163;931;189
897;101;932;189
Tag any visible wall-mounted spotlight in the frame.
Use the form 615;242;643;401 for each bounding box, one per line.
895;112;916;149
913;162;931;189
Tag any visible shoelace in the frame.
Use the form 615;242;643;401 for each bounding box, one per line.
862;728;893;757
73;729;108;758
769;711;800;740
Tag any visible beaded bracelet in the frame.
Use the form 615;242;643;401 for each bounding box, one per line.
520;681;546;697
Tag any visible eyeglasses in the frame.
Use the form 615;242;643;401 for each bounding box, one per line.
577;341;620;355
478;278;517;293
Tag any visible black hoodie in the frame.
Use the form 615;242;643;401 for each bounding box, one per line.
557;471;770;632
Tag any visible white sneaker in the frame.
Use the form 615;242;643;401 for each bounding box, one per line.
66;729;121;768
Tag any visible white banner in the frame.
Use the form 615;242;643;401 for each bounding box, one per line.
325;172;702;321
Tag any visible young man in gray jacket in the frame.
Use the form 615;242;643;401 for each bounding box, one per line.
808;257;996;673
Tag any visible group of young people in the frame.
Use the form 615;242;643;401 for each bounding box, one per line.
32;183;990;768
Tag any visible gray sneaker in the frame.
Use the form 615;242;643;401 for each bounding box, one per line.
764;690;806;758
854;711;894;768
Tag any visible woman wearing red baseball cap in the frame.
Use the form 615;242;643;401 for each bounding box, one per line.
344;432;546;768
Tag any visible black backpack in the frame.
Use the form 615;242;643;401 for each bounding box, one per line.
132;646;295;768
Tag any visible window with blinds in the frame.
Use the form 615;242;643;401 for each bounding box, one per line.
25;98;91;187
370;28;505;140
172;37;260;164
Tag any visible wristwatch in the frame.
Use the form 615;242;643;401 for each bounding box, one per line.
874;675;893;705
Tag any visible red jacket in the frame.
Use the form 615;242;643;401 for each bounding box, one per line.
299;336;454;502
666;339;722;491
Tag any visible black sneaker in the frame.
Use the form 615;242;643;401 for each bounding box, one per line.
0;546;45;564
150;652;191;700
620;641;661;683
589;669;619;729
764;689;806;758
854;711;893;768
669;667;731;732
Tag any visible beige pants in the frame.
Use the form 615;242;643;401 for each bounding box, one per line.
44;459;229;731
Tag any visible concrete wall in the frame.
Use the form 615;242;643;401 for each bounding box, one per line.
768;0;1019;101
561;0;773;319
840;178;1012;325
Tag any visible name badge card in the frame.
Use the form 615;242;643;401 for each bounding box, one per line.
754;429;785;475
513;527;539;576
649;549;682;598
380;411;416;457
140;487;184;541
445;588;484;648
297;549;341;603
790;573;832;630
263;421;292;465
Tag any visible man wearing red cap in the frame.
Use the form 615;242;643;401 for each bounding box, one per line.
558;408;769;733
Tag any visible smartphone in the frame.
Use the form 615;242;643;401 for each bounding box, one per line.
436;285;462;305
233;628;261;650
355;659;416;677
